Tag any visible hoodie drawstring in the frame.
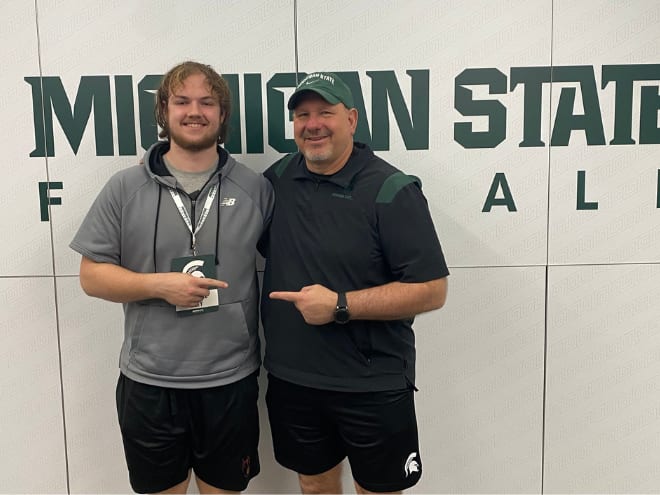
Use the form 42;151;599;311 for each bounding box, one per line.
153;187;162;272
215;177;221;266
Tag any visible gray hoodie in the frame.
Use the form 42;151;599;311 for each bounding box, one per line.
70;141;274;388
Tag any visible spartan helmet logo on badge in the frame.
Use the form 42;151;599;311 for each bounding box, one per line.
182;259;205;278
404;452;420;477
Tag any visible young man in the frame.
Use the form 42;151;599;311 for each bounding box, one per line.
261;72;449;494
70;61;273;494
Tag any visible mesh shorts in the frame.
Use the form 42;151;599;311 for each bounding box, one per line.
116;371;260;493
265;374;422;492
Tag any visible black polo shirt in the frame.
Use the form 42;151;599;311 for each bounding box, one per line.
261;142;449;392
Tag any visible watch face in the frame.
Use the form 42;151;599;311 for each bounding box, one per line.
335;307;350;324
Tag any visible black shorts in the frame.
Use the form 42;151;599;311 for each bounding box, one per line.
265;374;422;493
116;371;260;493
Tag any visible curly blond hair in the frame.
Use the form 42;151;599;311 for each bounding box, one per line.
155;61;231;144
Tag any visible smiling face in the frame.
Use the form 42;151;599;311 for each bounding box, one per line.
164;72;225;153
292;92;358;175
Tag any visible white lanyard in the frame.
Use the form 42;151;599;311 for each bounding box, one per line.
168;184;218;255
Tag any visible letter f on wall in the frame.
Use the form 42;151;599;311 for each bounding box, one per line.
39;181;63;221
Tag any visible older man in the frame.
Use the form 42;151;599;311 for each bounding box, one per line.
261;72;449;494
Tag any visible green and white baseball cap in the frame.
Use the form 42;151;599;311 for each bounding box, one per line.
287;72;355;110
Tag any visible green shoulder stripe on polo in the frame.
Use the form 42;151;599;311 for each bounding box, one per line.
375;172;421;204
274;153;297;178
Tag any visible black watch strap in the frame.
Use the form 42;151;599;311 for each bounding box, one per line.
334;291;350;324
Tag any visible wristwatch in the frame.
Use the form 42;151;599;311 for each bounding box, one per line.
334;291;350;324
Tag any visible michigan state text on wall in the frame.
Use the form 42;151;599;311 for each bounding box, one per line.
28;65;660;220
26;70;430;157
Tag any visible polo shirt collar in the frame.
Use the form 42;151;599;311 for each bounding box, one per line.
292;142;372;188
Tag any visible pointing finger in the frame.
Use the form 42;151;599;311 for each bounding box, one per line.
269;291;300;302
199;277;229;289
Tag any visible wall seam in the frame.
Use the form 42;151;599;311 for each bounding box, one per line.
541;0;556;493
293;0;299;79
34;0;71;492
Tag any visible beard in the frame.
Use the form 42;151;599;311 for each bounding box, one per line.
300;133;333;164
168;125;219;152
302;148;333;163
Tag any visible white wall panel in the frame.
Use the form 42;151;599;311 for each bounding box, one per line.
548;0;660;264
0;278;66;492
297;0;552;267
403;267;544;493
56;277;127;493
545;264;660;492
0;1;54;276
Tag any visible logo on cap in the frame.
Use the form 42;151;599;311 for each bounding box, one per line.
287;72;354;110
302;73;336;86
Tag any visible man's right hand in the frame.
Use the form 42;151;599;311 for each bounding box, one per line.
79;257;228;305
155;272;229;307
